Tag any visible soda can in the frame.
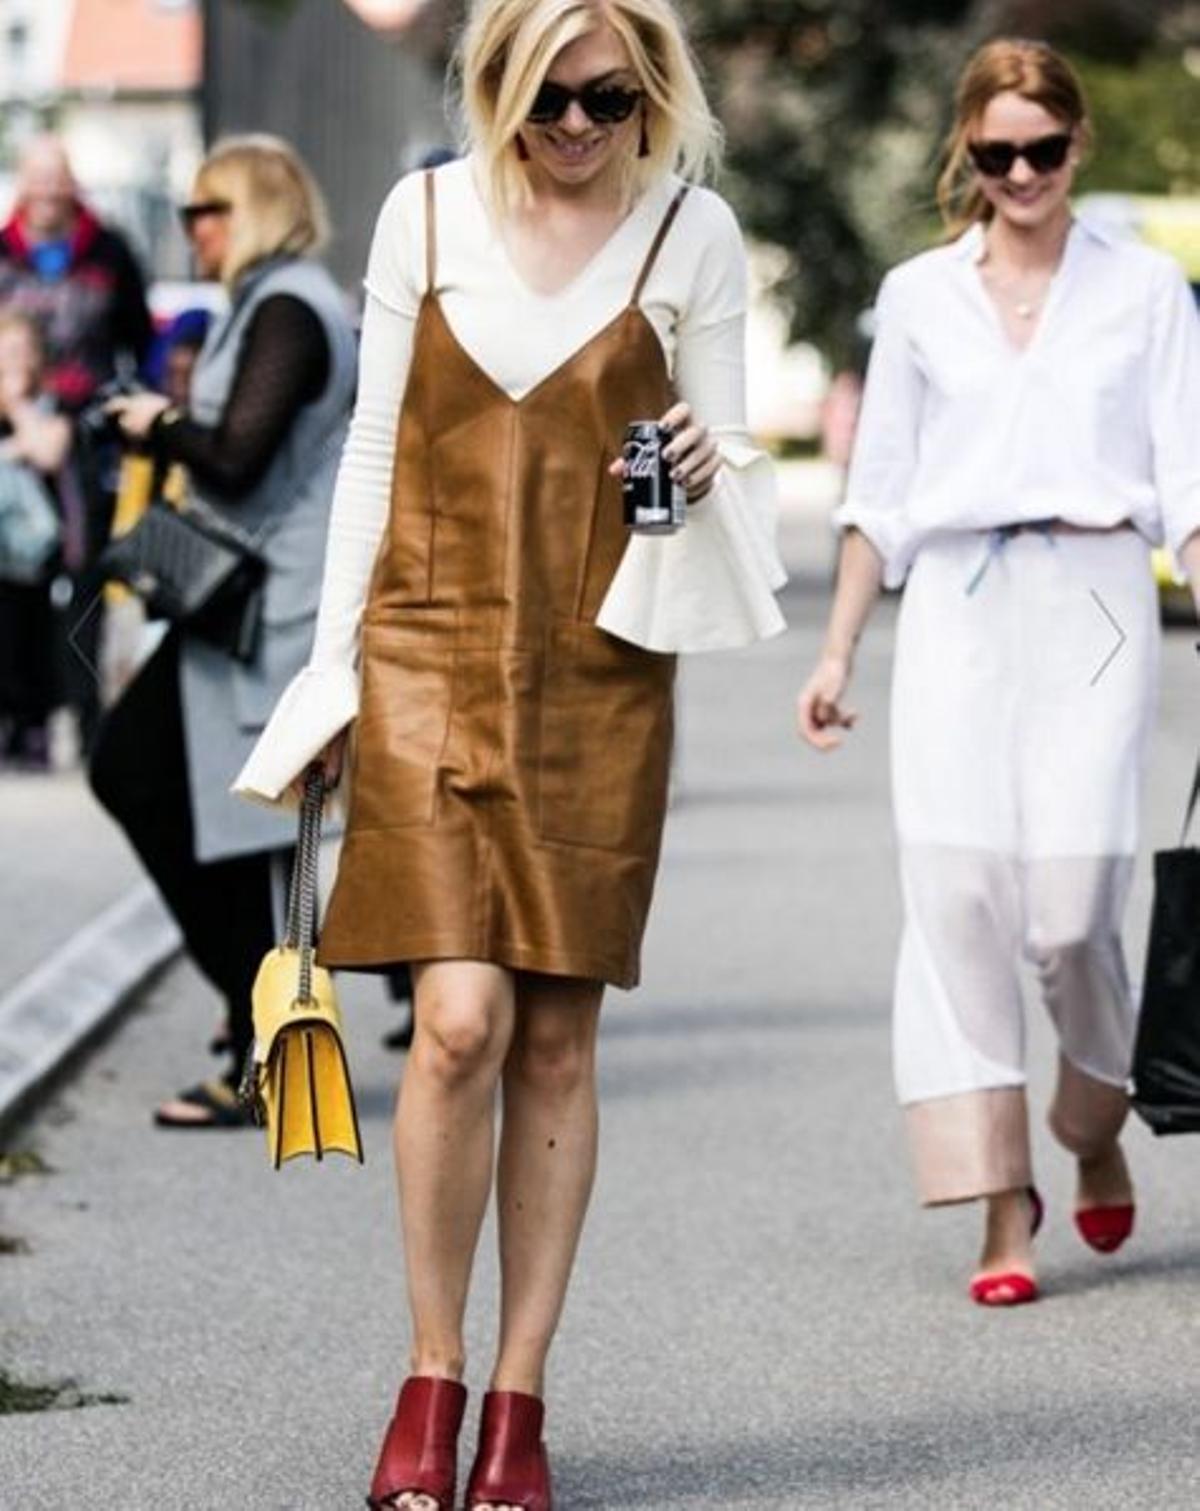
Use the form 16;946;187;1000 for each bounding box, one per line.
622;421;687;535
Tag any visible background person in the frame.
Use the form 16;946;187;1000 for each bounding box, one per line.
89;136;357;1129
0;311;72;769
234;0;785;1505
0;135;155;753
797;38;1200;1308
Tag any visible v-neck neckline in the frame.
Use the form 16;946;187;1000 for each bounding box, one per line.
966;219;1078;360
465;158;664;304
422;292;662;409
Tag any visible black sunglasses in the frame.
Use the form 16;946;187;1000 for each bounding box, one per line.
526;76;643;126
178;199;232;230
967;133;1073;178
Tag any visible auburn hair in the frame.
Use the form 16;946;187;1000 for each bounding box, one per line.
936;38;1090;237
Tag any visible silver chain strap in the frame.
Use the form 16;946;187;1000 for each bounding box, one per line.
285;764;326;1003
236;764;325;1114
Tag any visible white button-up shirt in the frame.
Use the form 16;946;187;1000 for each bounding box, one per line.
834;218;1200;588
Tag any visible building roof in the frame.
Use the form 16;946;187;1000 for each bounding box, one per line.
61;0;202;93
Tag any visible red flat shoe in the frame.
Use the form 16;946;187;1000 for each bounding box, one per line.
1075;1203;1135;1254
464;1390;552;1511
969;1271;1039;1306
367;1376;468;1511
969;1186;1043;1308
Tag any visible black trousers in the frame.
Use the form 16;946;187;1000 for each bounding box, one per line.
0;577;59;734
89;632;290;1080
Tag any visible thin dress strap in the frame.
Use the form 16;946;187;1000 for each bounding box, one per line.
630;185;690;307
424;169;438;295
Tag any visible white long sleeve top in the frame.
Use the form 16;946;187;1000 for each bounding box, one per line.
835;217;1200;588
235;159;786;805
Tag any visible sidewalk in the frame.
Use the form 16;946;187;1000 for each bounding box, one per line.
0;762;180;1133
3;557;1200;1508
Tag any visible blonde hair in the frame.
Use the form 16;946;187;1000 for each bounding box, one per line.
193;134;329;288
937;38;1090;237
458;0;722;212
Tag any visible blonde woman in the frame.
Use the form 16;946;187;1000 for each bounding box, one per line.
93;137;357;1126
236;0;784;1504
798;40;1200;1306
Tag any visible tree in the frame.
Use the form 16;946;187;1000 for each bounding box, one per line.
686;0;1200;359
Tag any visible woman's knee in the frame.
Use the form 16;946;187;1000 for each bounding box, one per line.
413;970;513;1088
507;1005;599;1099
1025;914;1116;974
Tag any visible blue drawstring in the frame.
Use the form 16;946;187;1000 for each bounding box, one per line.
964;520;1057;595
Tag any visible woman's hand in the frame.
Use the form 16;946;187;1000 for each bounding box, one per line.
607;401;722;502
289;728;349;804
796;652;858;751
106;392;172;441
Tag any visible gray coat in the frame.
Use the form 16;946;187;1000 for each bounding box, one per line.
178;257;356;862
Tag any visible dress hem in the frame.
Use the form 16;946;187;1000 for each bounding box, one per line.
316;931;638;991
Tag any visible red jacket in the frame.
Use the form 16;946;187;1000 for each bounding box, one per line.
0;202;154;411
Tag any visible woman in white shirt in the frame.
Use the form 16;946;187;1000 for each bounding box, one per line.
236;1;783;1506
798;39;1200;1309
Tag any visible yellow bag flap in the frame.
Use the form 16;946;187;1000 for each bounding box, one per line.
263;1022;364;1168
251;946;342;1059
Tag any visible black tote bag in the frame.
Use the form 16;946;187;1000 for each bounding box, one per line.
1132;754;1200;1134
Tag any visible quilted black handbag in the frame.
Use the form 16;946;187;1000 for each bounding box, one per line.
99;497;266;664
1131;753;1200;1135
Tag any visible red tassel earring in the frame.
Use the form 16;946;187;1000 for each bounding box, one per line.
638;112;650;159
515;134;530;161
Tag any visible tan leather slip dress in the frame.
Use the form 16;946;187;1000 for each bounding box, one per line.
319;169;687;988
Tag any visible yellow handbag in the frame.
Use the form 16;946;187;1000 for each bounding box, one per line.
240;766;364;1169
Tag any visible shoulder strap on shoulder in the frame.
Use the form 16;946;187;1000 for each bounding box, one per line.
630;185;690;307
424;170;438;295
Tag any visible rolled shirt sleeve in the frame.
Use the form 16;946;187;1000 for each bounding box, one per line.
1148;258;1200;556
832;271;924;589
596;192;787;652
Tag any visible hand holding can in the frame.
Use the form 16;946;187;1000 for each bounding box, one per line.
621;419;686;534
608;400;721;530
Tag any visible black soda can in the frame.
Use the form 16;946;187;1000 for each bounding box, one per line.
622;421;686;535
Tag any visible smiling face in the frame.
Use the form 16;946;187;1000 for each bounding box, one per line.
520;24;643;191
971;91;1078;232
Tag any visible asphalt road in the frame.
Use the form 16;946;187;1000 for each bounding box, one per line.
3;557;1200;1510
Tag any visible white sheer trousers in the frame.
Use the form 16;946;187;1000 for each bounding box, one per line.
889;528;1159;1204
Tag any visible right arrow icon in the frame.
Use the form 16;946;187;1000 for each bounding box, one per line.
1090;589;1127;686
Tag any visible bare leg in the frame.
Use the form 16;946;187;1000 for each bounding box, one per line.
395;960;515;1377
493;976;602;1397
1048;1052;1133;1211
974;1187;1038;1299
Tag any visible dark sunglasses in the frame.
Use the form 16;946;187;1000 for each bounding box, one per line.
967;132;1073;178
178;199;232;230
526;76;643;126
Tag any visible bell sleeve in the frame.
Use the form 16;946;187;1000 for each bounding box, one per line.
596;192;787;652
233;176;423;807
830;271;924;589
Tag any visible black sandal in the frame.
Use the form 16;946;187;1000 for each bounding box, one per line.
153;1080;256;1129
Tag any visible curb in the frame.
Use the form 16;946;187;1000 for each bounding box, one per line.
0;883;181;1137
